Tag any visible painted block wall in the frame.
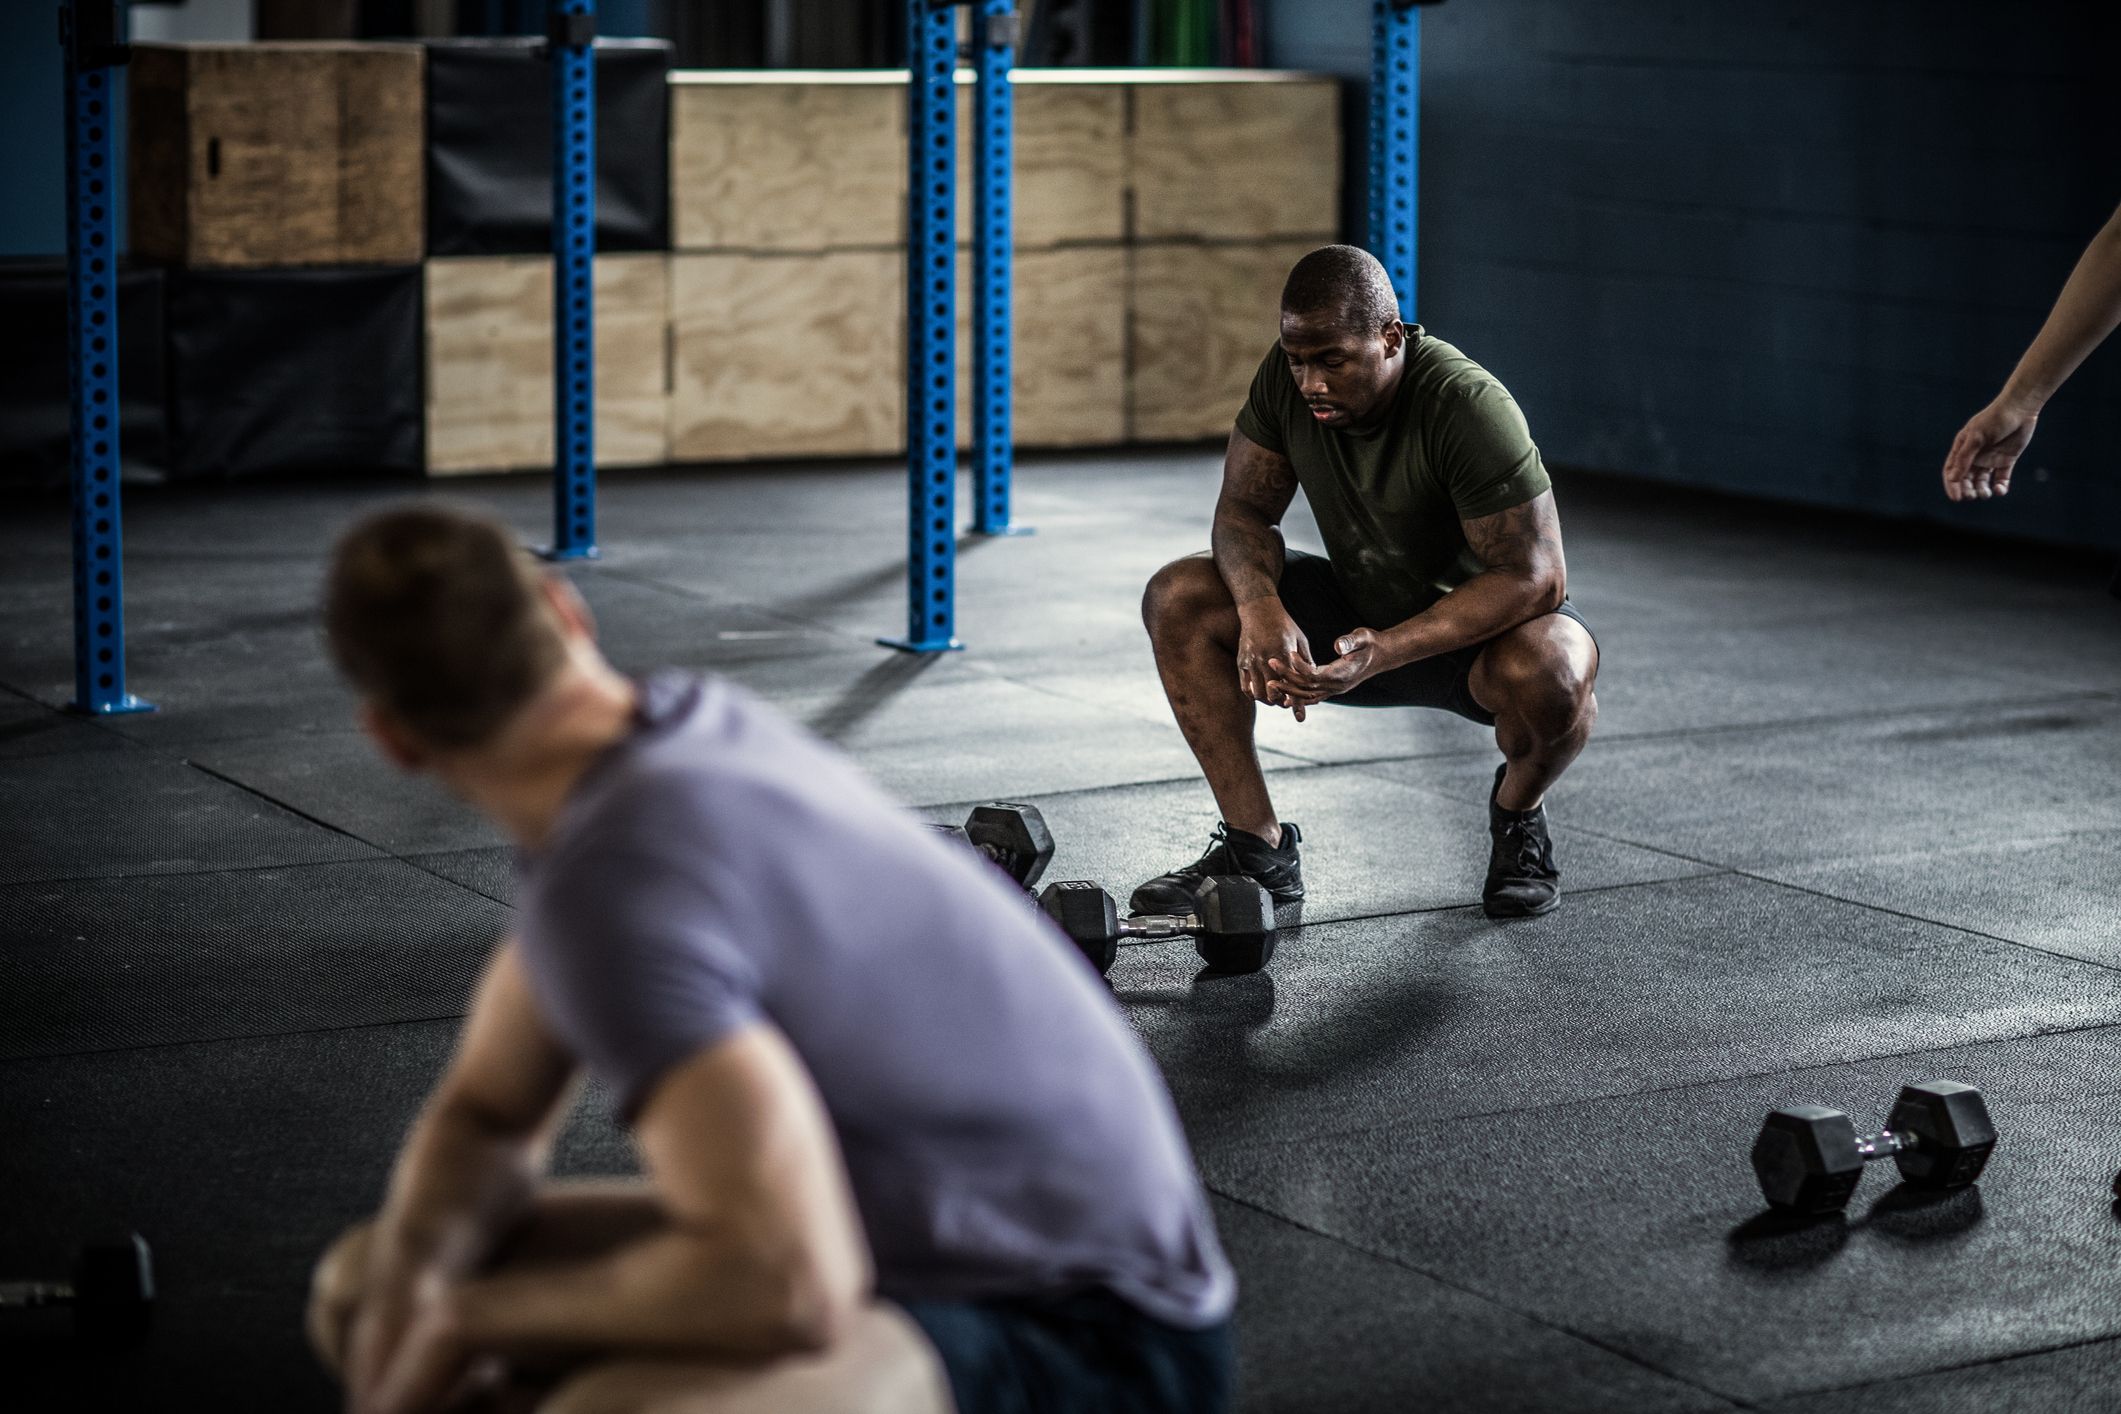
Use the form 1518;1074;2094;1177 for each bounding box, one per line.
1273;0;2121;550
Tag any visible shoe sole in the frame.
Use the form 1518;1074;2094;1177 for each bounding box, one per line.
1483;893;1560;920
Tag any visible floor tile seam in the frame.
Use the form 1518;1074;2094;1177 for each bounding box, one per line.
1204;1188;1752;1410
0;682;151;750
178;759;516;908
0;1010;471;1069
1323;688;2119;780
0;853;410;892
1752;1329;2121;1407
1731;870;2121;980
1204;1015;2121;1156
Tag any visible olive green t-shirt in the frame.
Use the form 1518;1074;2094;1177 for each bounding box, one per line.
1234;328;1551;628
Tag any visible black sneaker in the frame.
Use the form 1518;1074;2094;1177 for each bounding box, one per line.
1485;764;1560;918
1130;822;1305;916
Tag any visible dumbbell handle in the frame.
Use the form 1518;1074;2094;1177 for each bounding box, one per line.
0;1280;76;1307
1854;1127;1921;1162
1114;910;1207;941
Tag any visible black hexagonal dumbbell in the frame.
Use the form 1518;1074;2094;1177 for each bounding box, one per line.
1751;1081;1997;1216
0;1233;155;1346
927;802;1055;891
1037;876;1277;976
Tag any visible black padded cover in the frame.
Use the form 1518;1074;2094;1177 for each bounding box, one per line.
0;259;165;487
164;265;422;480
425;38;673;256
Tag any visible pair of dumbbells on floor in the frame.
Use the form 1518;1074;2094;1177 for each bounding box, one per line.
1751;1081;1996;1215
0;1233;154;1347
930;804;1277;976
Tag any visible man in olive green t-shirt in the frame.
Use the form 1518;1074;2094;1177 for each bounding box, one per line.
1136;245;1600;920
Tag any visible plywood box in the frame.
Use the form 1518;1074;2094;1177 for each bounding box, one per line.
1130;240;1314;442
129;43;424;268
670;79;905;253
425;254;670;474
669;250;904;461
956;246;1127;448
1132;78;1340;241
957;81;1129;248
671;74;1128;254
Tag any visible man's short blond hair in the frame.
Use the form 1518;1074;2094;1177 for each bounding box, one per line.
324;503;568;749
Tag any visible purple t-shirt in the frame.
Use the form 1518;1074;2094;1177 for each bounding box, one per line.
516;672;1234;1329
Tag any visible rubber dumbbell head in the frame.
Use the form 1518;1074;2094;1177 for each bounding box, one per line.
962;803;1055;889
1192;876;1277;974
1039;879;1122;974
0;1233;155;1347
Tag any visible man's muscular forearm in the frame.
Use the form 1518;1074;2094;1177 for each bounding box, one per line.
1372;567;1559;669
1373;494;1566;670
1212;506;1287;607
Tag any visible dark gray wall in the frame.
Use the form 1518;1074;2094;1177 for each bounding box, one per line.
1277;0;2121;551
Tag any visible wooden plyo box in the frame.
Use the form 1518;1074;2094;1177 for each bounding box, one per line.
957;79;1129;248
1131;75;1340;241
957;245;1128;448
1129;240;1316;442
669;249;905;462
425;254;671;475
129;42;424;269
669;73;1130;254
669;77;906;253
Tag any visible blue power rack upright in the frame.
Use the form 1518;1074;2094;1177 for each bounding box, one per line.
971;0;1028;538
884;0;969;652
1369;1;1438;322
60;0;151;716
543;0;599;561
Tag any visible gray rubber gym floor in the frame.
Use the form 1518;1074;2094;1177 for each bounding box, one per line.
4;451;2120;1410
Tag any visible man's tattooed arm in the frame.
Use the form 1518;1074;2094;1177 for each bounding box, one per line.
1363;491;1569;670
1212;428;1300;607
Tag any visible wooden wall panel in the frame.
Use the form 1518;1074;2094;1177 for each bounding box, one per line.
1131;80;1339;241
954;82;1128;248
670;81;904;251
128;43;424;269
1129;240;1313;442
425;254;670;475
956;245;1128;448
669;250;904;461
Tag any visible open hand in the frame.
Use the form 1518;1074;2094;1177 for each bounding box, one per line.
1268;628;1385;721
1943;396;2039;502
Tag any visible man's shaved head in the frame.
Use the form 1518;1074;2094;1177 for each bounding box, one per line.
1280;244;1401;336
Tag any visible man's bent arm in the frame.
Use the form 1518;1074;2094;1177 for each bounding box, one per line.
1373;492;1567;669
446;1023;874;1360
372;943;579;1275
1212;427;1299;607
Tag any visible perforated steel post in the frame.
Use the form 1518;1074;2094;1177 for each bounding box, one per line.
971;1;1027;537
1368;1;1430;322
544;0;598;561
882;0;963;652
61;1;150;716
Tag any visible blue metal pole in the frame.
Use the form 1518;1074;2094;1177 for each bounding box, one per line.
1368;0;1424;322
61;1;151;717
971;0;1028;537
882;0;963;653
543;0;599;561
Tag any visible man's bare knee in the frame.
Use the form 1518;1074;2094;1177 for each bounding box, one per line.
308;1220;376;1378
1142;555;1231;641
538;1305;952;1414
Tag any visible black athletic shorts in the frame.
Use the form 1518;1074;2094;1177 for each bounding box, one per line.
1277;549;1596;726
902;1288;1235;1414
